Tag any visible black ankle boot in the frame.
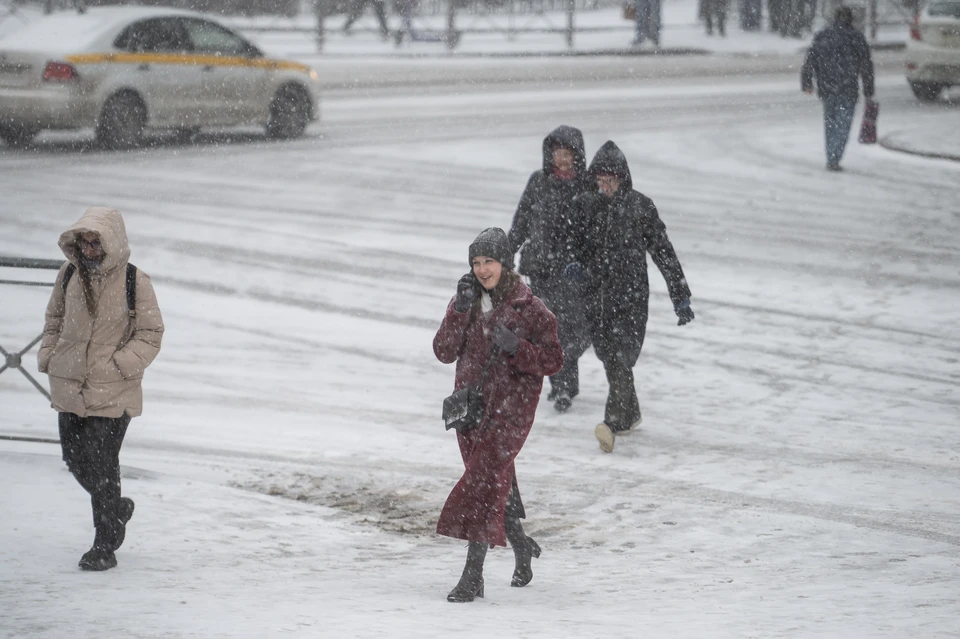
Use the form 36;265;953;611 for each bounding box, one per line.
78;546;117;571
447;541;487;603
111;497;135;551
505;514;541;587
510;536;541;587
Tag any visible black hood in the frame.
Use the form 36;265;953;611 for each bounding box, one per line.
542;125;586;176
587;140;633;191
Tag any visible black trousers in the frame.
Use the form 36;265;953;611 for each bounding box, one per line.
591;318;645;432
529;275;592;399
59;412;130;550
599;347;642;431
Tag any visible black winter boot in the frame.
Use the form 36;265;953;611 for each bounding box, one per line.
447;542;487;603
111;497;135;551
78;546;117;571
505;514;541;587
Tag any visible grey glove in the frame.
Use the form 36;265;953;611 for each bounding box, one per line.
675;298;695;326
492;324;520;355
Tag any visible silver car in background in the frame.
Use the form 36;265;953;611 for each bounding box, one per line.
906;0;960;101
0;7;321;148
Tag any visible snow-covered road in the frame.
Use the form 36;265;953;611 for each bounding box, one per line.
1;59;958;637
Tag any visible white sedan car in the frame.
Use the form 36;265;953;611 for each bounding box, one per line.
0;6;321;148
905;0;960;101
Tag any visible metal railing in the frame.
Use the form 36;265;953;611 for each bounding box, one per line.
0;256;61;402
0;0;32;27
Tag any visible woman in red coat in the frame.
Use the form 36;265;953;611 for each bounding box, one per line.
433;227;564;603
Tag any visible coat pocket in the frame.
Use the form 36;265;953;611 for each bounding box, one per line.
86;346;124;384
46;340;86;381
37;344;55;373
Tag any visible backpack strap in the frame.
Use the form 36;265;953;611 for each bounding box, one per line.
61;262;75;292
125;263;137;319
61;262;137;319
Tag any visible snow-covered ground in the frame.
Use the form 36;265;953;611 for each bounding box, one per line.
1;56;959;637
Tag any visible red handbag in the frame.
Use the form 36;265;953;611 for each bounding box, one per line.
859;99;879;144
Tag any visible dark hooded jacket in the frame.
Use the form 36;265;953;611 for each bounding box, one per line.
801;22;875;101
572;141;691;357
508;125;592;278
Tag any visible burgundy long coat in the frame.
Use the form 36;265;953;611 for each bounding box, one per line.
433;279;563;547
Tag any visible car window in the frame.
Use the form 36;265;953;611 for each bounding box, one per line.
181;18;258;57
928;1;960;17
115;18;192;53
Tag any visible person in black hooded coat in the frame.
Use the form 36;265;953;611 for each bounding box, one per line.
508;125;593;413
565;141;695;453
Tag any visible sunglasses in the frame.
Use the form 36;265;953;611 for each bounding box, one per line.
77;238;102;250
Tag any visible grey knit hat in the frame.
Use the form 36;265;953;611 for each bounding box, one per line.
468;227;514;270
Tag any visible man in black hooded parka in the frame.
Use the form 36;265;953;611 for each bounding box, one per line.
566;141;695;453
508;125;594;413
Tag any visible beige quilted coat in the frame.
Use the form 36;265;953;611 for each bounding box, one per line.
37;208;164;418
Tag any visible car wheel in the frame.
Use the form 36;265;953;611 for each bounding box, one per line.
266;85;310;140
0;125;38;149
97;93;147;150
909;81;944;102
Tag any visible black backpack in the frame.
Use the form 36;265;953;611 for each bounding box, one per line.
62;262;137;320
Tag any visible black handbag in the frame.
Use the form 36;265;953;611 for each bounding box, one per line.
442;347;499;432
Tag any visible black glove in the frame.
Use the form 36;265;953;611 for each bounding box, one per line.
454;272;477;313
492;324;520;355
675;298;695;326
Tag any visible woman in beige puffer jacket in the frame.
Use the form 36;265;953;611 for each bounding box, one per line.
37;206;163;572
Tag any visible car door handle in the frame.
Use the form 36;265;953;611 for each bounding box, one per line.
137;63;150;71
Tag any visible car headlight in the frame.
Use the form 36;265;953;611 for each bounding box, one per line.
309;68;319;81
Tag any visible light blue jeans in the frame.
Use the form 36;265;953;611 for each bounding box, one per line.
634;0;648;42
823;96;857;167
634;0;660;44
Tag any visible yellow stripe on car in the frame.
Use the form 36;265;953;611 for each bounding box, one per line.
65;52;312;74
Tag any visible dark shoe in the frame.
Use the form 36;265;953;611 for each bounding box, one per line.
547;387;559;401
827;163;843;172
447;541;487;602
121;497;135;524
111;497;135;551
615;415;642;435
447;576;484;602
554;394;572;413
78;548;117;571
511;536;542;587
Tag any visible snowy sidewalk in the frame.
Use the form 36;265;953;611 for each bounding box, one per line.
882;114;960;162
232;2;908;59
1;0;908;58
4;446;611;638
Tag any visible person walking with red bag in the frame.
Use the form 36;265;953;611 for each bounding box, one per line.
801;6;876;171
433;228;563;603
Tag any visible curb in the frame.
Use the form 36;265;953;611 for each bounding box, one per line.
879;134;960;163
0;434;59;444
314;46;710;59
